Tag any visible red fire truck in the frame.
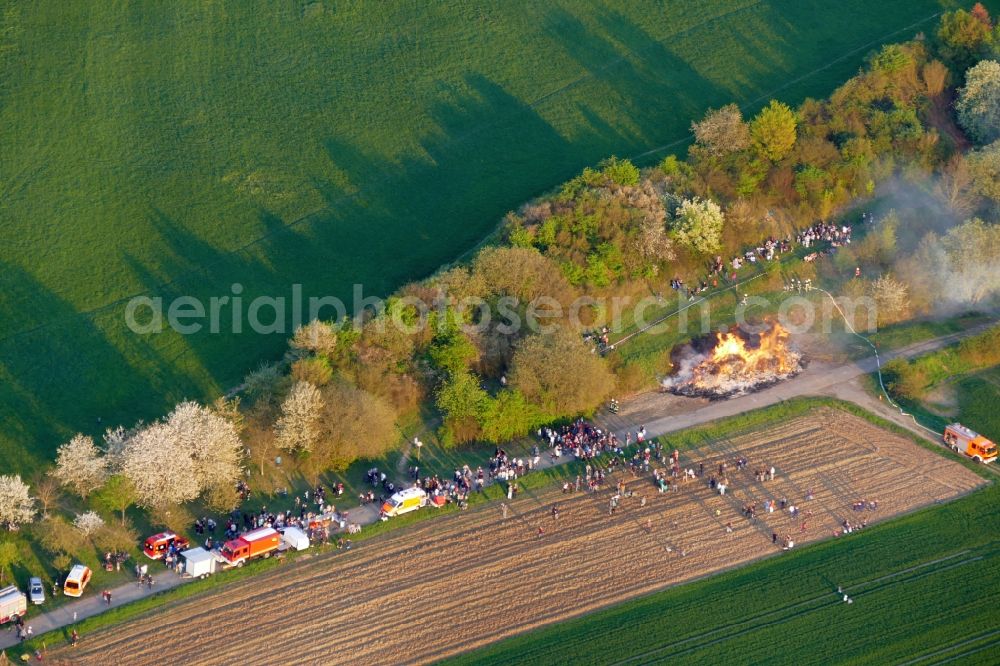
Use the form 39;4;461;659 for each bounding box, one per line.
0;586;27;624
217;527;281;568
143;531;191;560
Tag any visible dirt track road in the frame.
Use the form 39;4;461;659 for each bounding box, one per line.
600;320;999;444
51;410;984;665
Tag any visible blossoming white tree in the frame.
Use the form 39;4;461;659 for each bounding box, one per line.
53;434;108;498
672;197;725;254
289;320;339;357
691;103;751;156
166;401;244;498
118;421;200;508
275;381;324;453
116;401;244;509
102;425;131;461
0;475;36;531
73;510;105;536
957;59;1000;144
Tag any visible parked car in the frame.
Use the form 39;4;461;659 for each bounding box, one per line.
63;564;92;598
28;577;44;605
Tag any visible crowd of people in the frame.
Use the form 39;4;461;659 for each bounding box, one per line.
538;421;629;461
668;215;860;302
526;419;882;555
165;414;882;569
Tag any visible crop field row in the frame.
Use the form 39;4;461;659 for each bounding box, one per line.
48;409;984;664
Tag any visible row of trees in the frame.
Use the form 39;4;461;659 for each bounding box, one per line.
135;5;1000;491
235;6;1000;482
504;6;1000;294
0;399;247;534
51;401;244;511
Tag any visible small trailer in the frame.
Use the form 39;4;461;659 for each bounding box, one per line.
279;526;310;552
181;547;217;579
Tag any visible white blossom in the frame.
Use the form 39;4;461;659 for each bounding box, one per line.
167;401;244;495
0;475;36;530
53;434;108;498
102;425;131;463
957;60;1000;144
275;381;324;453
118;401;244;509
73;510;105;536
119;421;201;508
289;320;338;357
672;197;725;254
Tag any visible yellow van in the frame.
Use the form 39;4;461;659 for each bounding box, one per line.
380;487;427;520
63;564;92;598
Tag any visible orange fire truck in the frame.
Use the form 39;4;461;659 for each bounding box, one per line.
943;423;997;463
217;527;281;568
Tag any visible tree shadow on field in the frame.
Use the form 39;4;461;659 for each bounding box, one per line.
0;261;174;473
311;73;584;283
121;208;296;398
540;6;731;162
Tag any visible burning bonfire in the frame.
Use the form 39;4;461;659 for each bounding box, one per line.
662;322;804;399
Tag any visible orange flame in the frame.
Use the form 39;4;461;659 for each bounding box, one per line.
664;322;802;397
708;323;797;375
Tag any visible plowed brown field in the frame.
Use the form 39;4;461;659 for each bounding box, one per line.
51;409;984;665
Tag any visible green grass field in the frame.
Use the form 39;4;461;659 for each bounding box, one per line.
884;361;1000;440
442;406;1000;666
1;0;981;473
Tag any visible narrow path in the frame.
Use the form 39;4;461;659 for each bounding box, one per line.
6;322;993;651
599;320;997;443
1;571;184;650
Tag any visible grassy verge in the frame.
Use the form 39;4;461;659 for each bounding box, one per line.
874;366;1000;440
863;322;1000;439
867;314;993;351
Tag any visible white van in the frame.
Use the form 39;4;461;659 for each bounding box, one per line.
380;487;428;520
63;564;92;598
